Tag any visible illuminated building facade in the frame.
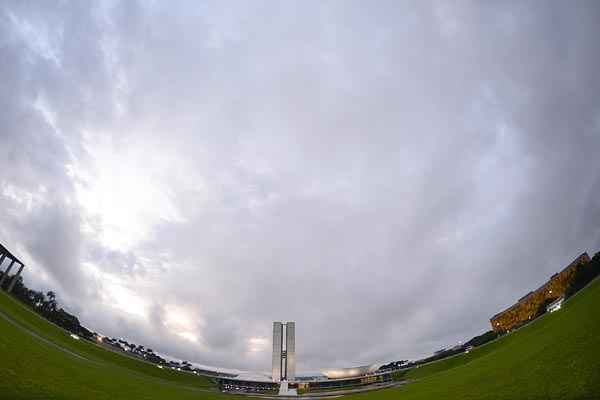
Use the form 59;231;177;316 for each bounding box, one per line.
490;252;590;332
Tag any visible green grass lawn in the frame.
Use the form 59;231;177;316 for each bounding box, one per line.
352;278;600;400
0;290;229;400
1;278;599;399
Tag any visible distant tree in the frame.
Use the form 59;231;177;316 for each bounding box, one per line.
44;291;57;313
464;330;498;348
32;291;45;308
534;298;554;318
565;256;600;299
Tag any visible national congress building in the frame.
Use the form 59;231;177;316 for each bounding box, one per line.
272;321;295;382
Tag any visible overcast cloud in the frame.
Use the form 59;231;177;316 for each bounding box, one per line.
1;0;600;373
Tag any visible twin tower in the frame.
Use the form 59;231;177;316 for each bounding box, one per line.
272;321;295;382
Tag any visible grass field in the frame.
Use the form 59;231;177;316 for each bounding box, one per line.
1;278;599;399
0;290;229;400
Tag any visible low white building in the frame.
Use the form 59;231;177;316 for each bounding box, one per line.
320;364;382;379
546;297;564;313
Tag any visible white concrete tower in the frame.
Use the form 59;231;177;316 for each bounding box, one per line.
285;322;295;381
272;322;283;382
272;321;296;382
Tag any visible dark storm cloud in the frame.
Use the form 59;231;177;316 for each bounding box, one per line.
1;0;599;372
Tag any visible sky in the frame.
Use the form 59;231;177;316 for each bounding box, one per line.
1;0;600;373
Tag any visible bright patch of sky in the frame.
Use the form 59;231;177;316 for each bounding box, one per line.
73;133;184;251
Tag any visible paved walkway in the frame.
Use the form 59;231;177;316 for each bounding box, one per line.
299;381;408;397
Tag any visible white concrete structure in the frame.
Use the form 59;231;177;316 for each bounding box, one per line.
321;364;381;379
547;297;564;313
272;322;283;382
272;321;296;382
0;243;26;293
277;380;297;396
285;322;295;381
278;380;288;394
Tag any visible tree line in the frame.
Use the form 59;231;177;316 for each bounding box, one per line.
1;273;95;340
1;273;235;378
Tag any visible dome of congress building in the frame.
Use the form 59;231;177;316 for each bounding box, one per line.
320;364;382;379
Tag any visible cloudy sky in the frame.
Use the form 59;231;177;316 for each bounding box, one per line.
1;0;600;373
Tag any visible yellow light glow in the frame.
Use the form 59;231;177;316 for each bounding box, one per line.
164;305;201;343
176;331;199;343
103;282;148;319
247;337;269;353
